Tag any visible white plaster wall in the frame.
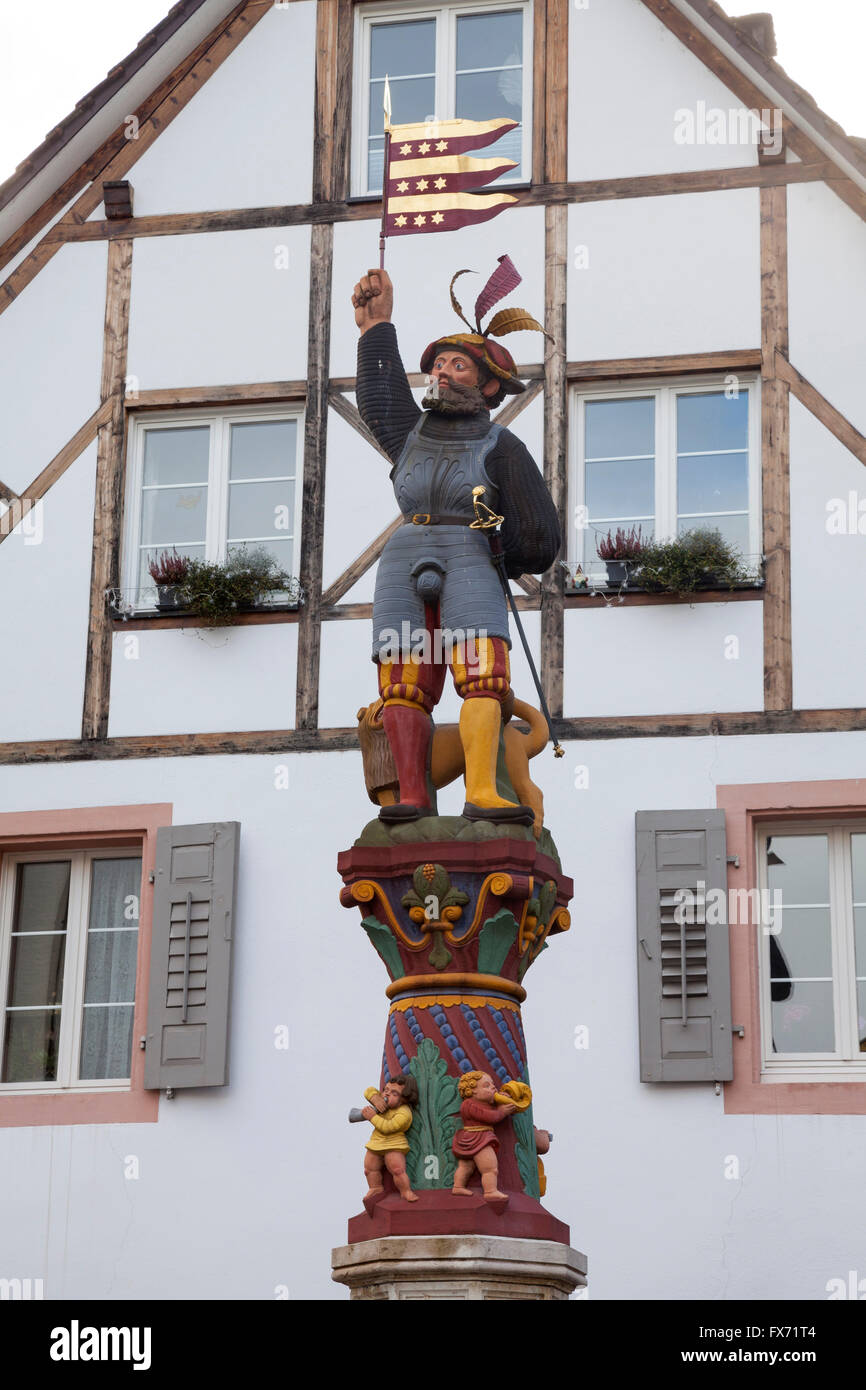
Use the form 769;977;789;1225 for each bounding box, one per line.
330;208;546;381
569;0;759;181
114;3;316;217
127;227;310;389
790;398;866;711
563;600;764;717
2;732;866;1298
322;406;398;606
0;443;96;741
788;181;866;438
107;623;298;737
0;194;81;280
0;242;106;496
567;189;760;362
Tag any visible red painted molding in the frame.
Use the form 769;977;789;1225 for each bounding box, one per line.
0;803;172;1127
718;779;866;1115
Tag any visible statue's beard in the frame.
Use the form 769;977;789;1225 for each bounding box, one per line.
422;378;488;415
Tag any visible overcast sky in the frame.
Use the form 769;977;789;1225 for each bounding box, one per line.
0;0;864;187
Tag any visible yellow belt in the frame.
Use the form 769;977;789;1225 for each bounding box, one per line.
463;1125;493;1131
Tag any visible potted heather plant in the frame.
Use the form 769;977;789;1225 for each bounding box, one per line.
147;548;191;610
596;525;648;586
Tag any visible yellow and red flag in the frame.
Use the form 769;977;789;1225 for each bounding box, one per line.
382;85;520;238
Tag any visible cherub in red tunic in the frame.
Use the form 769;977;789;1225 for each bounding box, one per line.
451;1070;518;1201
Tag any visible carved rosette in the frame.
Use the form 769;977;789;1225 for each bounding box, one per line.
338;835;573;1241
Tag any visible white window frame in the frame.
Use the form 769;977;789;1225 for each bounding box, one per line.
0;850;143;1095
569;374;762;576
756;820;866;1082
352;0;533;198
122;404;304;609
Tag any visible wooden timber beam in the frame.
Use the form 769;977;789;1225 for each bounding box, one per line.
295;0;343;730
760;184;792;712
320;515;403;609
126;381;307;410
42;163;837;246
327;389;392;463
2;707;866;765
538;0;569;722
0;399;112;550
0;478;16;504
568;348;761;382
0;0;272;318
82;237;133;741
775;353;866;468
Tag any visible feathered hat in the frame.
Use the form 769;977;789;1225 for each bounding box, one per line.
420;255;552;396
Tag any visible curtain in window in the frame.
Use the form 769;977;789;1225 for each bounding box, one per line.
79;859;141;1080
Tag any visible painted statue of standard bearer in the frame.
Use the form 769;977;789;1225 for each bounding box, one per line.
352;256;560;825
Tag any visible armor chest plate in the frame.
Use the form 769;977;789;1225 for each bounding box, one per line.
392;420;501;519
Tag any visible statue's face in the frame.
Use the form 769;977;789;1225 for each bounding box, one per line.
473;1072;497;1102
382;1081;405;1109
423;350;498;415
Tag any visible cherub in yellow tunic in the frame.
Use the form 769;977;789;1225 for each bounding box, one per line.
362;1074;419;1203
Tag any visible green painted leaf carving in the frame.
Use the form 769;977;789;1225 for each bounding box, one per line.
477;909;519;975
428;936;452;970
406;1037;460;1189
538;879;557;927
360;915;403;981
513;1067;540;1199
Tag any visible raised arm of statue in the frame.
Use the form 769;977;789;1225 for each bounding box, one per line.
353;268;422;464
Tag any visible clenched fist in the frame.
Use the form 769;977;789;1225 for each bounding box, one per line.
352;268;393;334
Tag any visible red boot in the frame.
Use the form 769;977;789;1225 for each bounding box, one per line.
380;704;433;821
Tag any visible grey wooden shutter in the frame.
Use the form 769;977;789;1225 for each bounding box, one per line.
144;822;240;1089
635;810;733;1082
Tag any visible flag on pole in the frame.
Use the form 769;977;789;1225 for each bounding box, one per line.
382;114;520;237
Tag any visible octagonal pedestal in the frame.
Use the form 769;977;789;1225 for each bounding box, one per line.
332;1234;587;1300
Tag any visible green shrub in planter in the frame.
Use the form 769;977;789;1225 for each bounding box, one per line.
180;546;303;626
636;527;755;596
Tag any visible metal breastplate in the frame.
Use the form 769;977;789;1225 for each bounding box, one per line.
392;419;502;519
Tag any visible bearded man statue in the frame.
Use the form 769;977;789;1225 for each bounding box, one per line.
351;257;561;825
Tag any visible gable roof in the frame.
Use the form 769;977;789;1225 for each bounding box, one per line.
0;0;239;247
686;1;866;191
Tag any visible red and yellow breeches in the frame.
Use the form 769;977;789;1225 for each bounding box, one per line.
377;601;511;714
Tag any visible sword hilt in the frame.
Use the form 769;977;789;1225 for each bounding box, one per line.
470;485;504;530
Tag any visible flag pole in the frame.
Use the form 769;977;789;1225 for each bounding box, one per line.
380;76;392;269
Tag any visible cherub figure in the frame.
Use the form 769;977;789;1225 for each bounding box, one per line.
451;1070;518;1202
361;1074;419;1203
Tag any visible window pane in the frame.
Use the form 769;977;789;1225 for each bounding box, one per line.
368;141;385;193
857;982;866;1052
677;391;748;454
585;458;654;522
226;538;293;578
369;76;435;135
771;982;835;1053
14;861;70;933
768;906;833;980
455;74;522;176
7;934;66;1007
228;480;295;543
140;485;208;548
457;11;523;71
229;421;297;481
852;835;866;975
766;835;829;906
79;859;141;1081
456;68;522;120
142;427;209;486
79;1006;135;1082
371;19;435;79
677;514;750;555
585;398;654;459
2;1009;61;1083
678;453;749;516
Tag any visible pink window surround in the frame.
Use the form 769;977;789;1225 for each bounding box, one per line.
0;803;172;1128
717;778;866;1115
